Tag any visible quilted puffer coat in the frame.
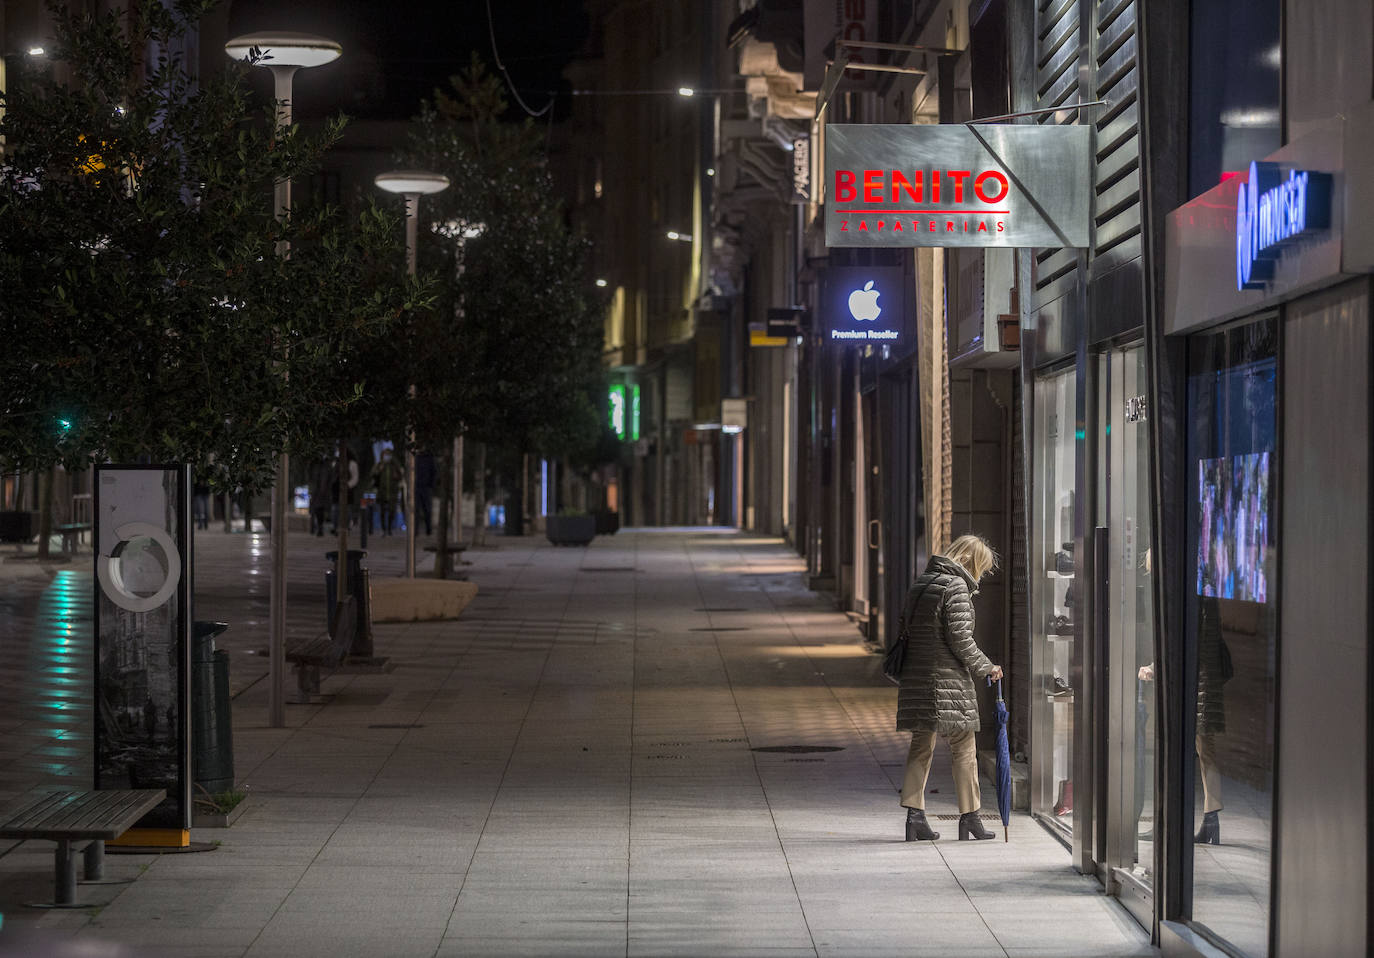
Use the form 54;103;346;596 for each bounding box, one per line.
895;555;996;735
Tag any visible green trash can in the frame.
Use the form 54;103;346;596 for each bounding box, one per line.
191;621;234;796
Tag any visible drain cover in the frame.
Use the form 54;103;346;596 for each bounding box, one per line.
693;607;748;612
368;724;424;729
689;627;749;632
750;745;845;754
581;566;637;573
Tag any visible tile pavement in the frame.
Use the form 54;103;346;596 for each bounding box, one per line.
0;526;1156;957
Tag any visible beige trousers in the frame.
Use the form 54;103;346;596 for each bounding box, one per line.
900;728;981;814
1196;732;1223;813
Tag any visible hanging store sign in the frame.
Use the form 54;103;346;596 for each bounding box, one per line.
821;266;907;345
824;124;1091;248
609;384;640;441
1235;161;1332;290
792;136;811;202
94;465;192;839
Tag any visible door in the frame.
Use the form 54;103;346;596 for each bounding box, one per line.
1099;345;1156;928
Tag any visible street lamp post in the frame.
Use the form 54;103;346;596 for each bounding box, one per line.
226;31;341;729
374;170;450;578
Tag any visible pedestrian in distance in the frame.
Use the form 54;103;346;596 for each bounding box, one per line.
414;450;437;537
330;446;359;535
372;448;403;536
309;454;333;537
143;697;158;740
192;472;211;530
895;533;1004;842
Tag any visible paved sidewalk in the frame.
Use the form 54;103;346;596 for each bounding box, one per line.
0;528;1155;957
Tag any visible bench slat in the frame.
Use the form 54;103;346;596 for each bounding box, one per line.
0;791;71;831
0;789;165;840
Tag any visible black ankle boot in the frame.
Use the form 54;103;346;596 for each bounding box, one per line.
1194;811;1220;845
958;811;995;841
905;808;939;841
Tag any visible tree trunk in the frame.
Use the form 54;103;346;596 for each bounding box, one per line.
336;443;349;604
434;446;450;580
36;466;54;559
521;453;530;535
474;443;487;546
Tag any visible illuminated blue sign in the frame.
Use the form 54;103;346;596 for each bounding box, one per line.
821;266;907;346
1235;160;1331;291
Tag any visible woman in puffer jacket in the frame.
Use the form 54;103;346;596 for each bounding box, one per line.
895;534;1003;841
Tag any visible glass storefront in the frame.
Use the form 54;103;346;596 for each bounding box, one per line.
1185;317;1278;957
1098;345;1157;927
1032;367;1077;834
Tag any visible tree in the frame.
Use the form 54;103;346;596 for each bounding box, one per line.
400;58;606;466
0;0;422;495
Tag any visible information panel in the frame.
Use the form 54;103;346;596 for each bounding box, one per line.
94;465;192;832
825;124;1091;248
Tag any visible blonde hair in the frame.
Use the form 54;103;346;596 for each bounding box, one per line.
942;534;999;583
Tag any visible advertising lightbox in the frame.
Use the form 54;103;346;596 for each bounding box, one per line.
821;266;907;346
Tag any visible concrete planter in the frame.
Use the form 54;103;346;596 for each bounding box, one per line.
546;515;596;546
192;793;250;829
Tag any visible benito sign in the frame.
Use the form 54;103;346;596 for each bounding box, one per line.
825;124;1090;248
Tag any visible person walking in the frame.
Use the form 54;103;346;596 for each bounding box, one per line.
309;454;333;537
414;450;437;537
372;448;403;536
895;534;1004;842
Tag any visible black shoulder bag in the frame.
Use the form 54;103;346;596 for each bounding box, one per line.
882;581;933;682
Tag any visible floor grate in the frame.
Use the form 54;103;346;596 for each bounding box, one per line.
693;607;748;612
689;627;749;632
751;745;845;754
368;724;424;729
581;566;637;573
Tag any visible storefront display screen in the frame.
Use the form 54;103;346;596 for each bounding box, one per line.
1196;452;1270;602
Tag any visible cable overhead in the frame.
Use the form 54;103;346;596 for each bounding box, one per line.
485;0;554;118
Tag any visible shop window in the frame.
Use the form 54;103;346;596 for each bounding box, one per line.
1184;316;1278;956
1032;367;1077;829
1188;0;1281;198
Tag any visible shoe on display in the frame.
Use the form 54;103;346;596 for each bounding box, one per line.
1194;810;1221;845
1053;780;1074;816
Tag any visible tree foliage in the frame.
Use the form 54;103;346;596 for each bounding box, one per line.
0;0;424;492
400;57;606;463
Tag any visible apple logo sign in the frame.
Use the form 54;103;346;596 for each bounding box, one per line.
848;281;881;322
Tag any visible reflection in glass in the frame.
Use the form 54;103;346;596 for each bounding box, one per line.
1186;319;1277;957
1033;369;1076;828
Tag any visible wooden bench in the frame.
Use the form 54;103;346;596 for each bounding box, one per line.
285;596;356;702
55;522;91;555
0;787;166;908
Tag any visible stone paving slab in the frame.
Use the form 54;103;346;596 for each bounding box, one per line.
0;528;1155;957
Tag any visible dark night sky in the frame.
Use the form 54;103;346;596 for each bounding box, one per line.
225;0;590;121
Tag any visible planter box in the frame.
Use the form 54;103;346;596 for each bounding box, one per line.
192;793;250;829
546;515;596;546
0;511;37;544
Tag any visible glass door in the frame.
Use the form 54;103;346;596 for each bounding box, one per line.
1031;367;1078;837
1100;345;1157;929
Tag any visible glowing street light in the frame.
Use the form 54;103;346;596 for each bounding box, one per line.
376;170;450;579
678;87;695;97
26;46;45;57
595;278;608;288
225;29;340;731
666;230;693;242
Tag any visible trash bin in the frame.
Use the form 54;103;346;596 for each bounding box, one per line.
325;549;374;658
191;621;234;796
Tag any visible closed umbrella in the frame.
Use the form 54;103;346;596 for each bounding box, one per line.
990;677;1012;842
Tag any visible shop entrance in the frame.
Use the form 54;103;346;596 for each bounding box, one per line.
1096;344;1156;929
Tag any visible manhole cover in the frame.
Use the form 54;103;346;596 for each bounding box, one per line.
689;627;750;632
368;724;424;729
750;745;845;754
581;566;637;573
694;607;748;612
